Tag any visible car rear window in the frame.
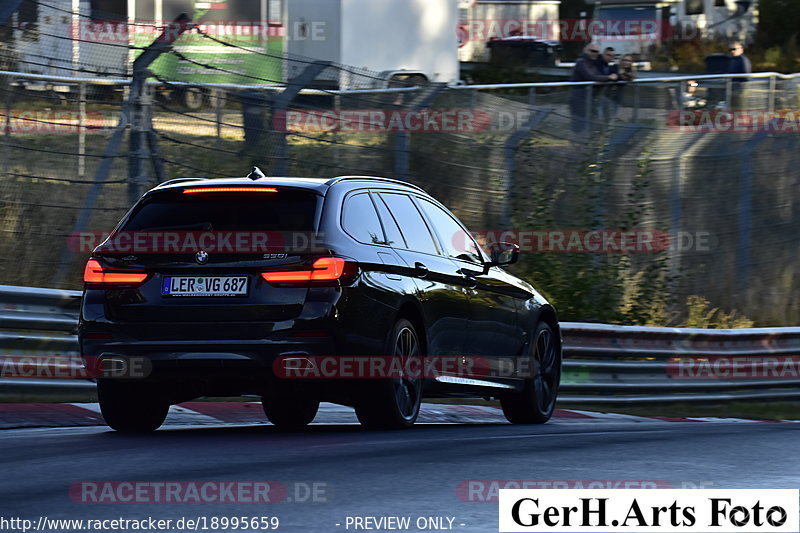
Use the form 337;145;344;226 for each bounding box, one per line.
341;193;385;244
120;189;320;231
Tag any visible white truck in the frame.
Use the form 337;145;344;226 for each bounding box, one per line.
586;0;667;63
285;0;460;88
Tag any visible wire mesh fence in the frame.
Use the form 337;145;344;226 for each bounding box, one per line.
1;1;799;325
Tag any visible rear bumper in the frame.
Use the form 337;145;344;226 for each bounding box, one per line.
78;315;400;405
79;332;346;397
80;335;336;372
78;284;397;400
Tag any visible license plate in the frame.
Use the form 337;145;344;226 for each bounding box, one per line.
161;276;248;297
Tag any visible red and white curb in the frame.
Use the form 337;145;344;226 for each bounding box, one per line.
0;402;796;430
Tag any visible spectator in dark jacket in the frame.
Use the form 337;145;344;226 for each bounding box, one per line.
569;44;618;134
728;42;752;79
728;41;751;109
597;47;616;76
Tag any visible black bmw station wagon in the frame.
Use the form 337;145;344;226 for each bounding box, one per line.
79;172;561;431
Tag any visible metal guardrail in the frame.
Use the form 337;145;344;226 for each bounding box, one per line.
0;285;89;401
1;285;799;404
559;323;800;405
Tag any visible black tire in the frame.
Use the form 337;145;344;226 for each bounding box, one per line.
500;322;561;424
97;380;169;433
262;397;319;430
181;87;206;110
355;318;423;430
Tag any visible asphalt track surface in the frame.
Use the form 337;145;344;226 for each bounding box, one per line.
1;406;799;533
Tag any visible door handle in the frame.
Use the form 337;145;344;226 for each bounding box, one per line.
414;262;429;278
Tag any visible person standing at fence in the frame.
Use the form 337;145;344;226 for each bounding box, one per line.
728;41;751;109
595;47;617;124
616;54;636;82
597;47;616;76
569;44;618;134
606;54;636;120
681;79;707;109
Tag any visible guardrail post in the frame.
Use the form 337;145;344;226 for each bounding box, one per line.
268;61;332;176
77;81;86;179
737;131;769;292
333;93;341;166
127;15;191;204
394;83;446;181
1;73;12;177
128;83;154;204
767;75;776;112
669;132;706;277
725;77;733;109
214;88;223;147
146;110;166;184
584;82;592;139
502;110;551;228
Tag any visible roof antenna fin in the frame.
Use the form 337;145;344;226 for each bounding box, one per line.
247;166;266;180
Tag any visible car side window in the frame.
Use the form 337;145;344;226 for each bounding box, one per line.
371;193;407;248
417;198;484;264
342;192;385;245
378;193;439;255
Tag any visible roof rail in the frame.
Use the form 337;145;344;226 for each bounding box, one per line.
154;177;209;189
325;176;426;193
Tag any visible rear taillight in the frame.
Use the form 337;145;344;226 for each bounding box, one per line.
83;259;148;287
261;257;356;287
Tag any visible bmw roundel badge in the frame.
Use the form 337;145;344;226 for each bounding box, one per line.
195;251;209;264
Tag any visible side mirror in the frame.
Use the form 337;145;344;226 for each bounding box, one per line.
486;242;519;268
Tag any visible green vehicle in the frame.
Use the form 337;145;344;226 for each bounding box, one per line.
134;0;285;108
